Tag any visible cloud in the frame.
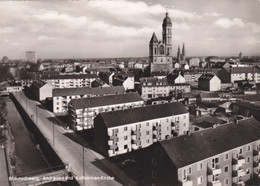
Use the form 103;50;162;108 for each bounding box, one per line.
11;42;20;46
31;9;88;28
172;23;192;30
0;27;15;34
214;18;245;29
37;35;55;41
169;9;200;20
203;12;222;17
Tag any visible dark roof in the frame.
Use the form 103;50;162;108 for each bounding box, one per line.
69;92;143;109
159;118;260;168
140;77;168;87
31;80;48;89
199;92;220;98
97;102;188;128
150;32;158;43
198;74;216;81
52;86;125;97
229;66;260;74
41;74;98;80
163;12;172;25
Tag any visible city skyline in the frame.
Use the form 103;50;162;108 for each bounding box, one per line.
1;0;260;59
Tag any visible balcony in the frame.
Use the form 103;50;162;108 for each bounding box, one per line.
132;139;141;146
132;134;137;140
108;140;113;146
132;143;139;150
171;126;176;130
253;149;259;156
233;169;246;178
208;180;221;186
153;134;160;139
153;125;161;131
131;130;141;136
108;150;114;157
208;166;222;175
109;144;117;150
182;176;193;186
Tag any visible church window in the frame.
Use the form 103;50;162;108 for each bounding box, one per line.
159;45;164;54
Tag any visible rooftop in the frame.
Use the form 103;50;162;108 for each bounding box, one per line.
159;118;260;168
41;74;98;80
97;102;188;128
69;92;143;109
52;86;125;97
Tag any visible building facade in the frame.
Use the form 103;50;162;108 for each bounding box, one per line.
41;74;98;88
94;102;189;157
31;80;54;101
26;51;37;63
198;74;221;91
52;86;125;114
149;12;173;74
68;93;144;131
140;77;190;100
147;118;260;186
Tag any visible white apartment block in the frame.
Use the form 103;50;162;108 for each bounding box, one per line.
68;92;144;131
94;102;189;157
148;118;260;186
41;74;99;88
52;86;125;114
140;77;190;100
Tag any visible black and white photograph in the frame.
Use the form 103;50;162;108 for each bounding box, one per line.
0;0;260;185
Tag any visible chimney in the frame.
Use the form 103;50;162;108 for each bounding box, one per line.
186;130;191;136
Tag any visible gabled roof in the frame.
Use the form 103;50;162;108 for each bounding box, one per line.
150;32;158;43
198;74;216;81
140;77;168;87
97;102;188;128
52;86;125;97
229;66;260;74
159;118;260;168
69;92;143;109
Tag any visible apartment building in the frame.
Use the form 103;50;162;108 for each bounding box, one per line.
31;80;54;101
140;77;190;100
40;74;99;88
146;118;260;186
217;66;260;83
94;102;189;157
68;92;144;131
198;74;221;91
52;86;125;114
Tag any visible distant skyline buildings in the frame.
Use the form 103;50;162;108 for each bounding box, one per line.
25;51;37;63
0;0;260;59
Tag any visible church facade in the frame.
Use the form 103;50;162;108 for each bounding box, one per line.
149;12;173;74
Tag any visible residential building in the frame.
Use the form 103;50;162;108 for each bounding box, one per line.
145;118;260;186
198;74;221;91
94;102;189;157
52;86;125;114
6;85;23;92
197;92;222;103
68;93;144;131
188;58;200;67
149;12;173;74
113;72;135;90
217;66;260;84
26;51;37;63
231;101;260;122
31;80;54;101
140;77;190;100
40;74;98;88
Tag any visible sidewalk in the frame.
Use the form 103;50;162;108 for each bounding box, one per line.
0;147;9;186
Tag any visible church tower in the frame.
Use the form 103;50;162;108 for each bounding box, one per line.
181;43;186;61
149;12;173;75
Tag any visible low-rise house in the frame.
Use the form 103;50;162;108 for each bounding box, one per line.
94;102;189;157
197;92;221;103
144;118;260;186
31;79;54;101
6;85;23;92
231;101;260;122
52;86;125;114
198;74;221;91
68;92;144;131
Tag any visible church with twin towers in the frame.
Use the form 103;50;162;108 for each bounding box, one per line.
149;11;186;74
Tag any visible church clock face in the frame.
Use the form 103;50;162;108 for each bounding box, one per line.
159;45;164;55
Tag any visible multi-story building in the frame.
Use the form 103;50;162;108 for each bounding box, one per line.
149;12;173;74
197;92;222;103
140;77;190;100
40;74;99;88
52;86;125;114
198;74;221;91
31;79;54;101
145;118;260;186
68;92;144;131
94;102;189;157
217;66;260;83
188;58;200;67
26;51;37;63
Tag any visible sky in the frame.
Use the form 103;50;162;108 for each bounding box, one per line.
0;0;260;59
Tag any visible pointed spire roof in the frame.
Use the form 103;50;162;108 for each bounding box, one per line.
182;43;185;55
150;32;158;43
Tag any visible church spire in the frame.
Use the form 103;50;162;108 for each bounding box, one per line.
177;46;181;62
181;43;186;61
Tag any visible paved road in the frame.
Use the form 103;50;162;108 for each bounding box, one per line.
13;92;135;186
